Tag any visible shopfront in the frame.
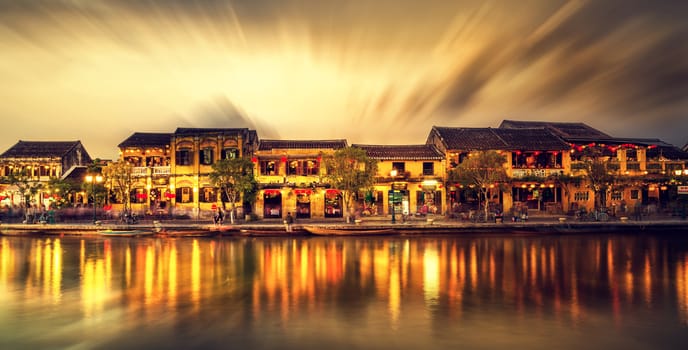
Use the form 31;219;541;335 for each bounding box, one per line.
263;189;282;218
294;189;312;219
324;189;343;218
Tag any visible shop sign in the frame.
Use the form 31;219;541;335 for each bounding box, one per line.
391;183;407;190
512;168;559;178
678;186;688;195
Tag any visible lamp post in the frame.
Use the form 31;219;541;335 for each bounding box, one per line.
390;169;398;223
85;174;103;224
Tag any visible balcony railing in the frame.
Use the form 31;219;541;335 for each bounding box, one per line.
131;167;148;177
152;166;171;176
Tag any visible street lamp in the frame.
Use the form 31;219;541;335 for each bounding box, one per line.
85;174;103;224
390;169;398;223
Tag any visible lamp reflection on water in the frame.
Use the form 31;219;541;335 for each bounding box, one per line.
1;236;688;348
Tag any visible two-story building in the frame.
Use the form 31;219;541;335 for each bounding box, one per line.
0;140;92;208
353;144;445;218
253;139;347;219
499;120;688;213
427;126;571;215
114;128;258;218
117;132;173;214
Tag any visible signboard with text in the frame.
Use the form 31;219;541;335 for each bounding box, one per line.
678;186;688;195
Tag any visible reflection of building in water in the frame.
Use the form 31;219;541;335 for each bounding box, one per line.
677;254;688;325
2;236;688;331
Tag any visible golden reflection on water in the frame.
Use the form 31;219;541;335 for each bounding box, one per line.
1;235;688;340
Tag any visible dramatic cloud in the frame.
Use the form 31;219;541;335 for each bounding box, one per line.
1;0;686;158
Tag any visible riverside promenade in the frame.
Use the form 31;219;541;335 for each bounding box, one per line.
2;213;687;236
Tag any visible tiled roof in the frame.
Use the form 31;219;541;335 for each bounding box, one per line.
258;139;348;151
0;141;82;159
494;128;571;150
353;144;444;160
118;132;172;148
431;127;570;151
174;127;252;135
499;120;612;140
432;127;507;150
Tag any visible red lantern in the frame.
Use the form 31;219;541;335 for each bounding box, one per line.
280;156;287;163
251;157;258;163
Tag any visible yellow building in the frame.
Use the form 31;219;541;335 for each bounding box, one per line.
353;144;446;219
253;139;347;219
427;126;571;216
115;128;258;219
0;140;93;209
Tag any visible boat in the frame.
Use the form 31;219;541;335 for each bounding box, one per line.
304;226;396;236
239;228;291;236
98;229;154;237
155;229;218;238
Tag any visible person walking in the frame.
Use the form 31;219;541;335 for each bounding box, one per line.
284;212;294;232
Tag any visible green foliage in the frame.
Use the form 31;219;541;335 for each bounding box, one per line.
6;168;42;206
209;158;257;223
46;178;79;209
448;150;509;219
103;161;134;212
323;147;378;221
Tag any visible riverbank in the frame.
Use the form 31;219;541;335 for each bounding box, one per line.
2;214;687;236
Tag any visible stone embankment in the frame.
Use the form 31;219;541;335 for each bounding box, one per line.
2;216;687;236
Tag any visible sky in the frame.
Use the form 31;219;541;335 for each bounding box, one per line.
1;0;687;160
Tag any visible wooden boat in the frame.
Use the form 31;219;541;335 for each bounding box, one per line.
304;226;396;236
98;229;154;237
155;229;218;238
239;228;290;236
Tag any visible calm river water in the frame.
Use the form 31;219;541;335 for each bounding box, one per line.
1;233;688;349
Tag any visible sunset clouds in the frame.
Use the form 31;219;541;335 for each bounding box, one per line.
1;0;686;158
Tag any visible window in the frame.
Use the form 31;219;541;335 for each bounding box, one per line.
574;191;589;201
175;187;193;203
200;187;216;202
287;160;320;176
422;162;434;176
260;160;277;175
392;162;405;172
611;191;622;201
176;148;192;166
200;148;214;165
221;148;239;159
630;190;639;200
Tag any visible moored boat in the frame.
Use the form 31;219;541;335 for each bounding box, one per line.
98;229;154;237
155;229;218;238
304;226;396;236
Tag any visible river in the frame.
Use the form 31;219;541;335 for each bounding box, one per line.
1;233;688;349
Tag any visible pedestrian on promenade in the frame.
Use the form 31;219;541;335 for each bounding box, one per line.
214;207;224;225
634;203;642;221
284;212;294;232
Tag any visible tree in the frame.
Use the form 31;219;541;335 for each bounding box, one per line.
448;150;509;221
323;147;378;222
549;173;583;213
46;177;80;209
209;158;257;224
102;161;134;214
6;168;42;207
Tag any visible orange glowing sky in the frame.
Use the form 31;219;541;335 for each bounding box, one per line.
1;0;687;159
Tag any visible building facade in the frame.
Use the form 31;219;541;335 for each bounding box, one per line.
253;139;347;219
0;140;92;208
114;128;258;219
354;144;445;218
427;126;572;216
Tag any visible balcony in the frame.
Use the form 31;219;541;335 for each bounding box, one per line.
132;167;148;177
152;166;171;176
